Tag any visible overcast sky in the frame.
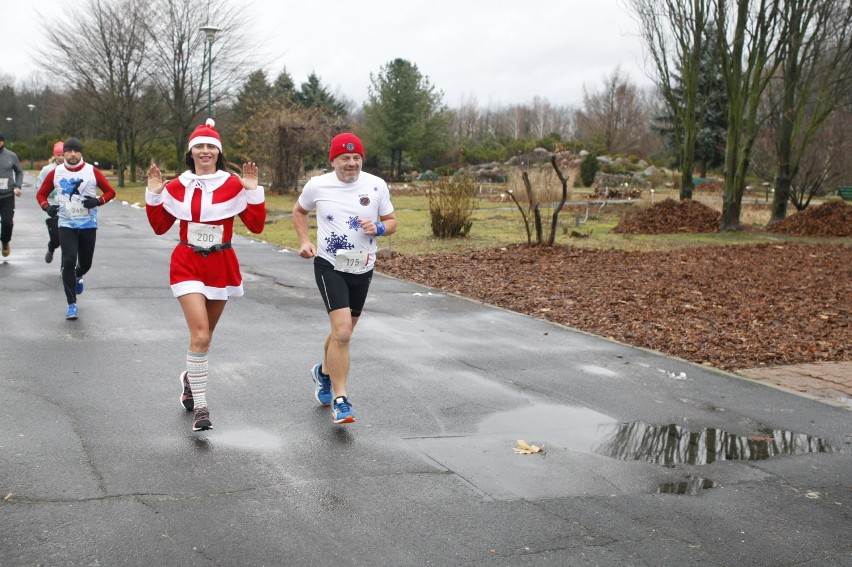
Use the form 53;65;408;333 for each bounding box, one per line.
3;0;653;109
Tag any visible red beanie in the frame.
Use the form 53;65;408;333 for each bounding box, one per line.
53;141;64;156
188;118;222;151
329;133;364;161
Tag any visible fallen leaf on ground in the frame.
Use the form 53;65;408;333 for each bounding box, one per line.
514;439;544;454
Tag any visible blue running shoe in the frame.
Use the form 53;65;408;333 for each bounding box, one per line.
331;396;355;424
65;303;79;320
76;278;84;295
311;363;332;406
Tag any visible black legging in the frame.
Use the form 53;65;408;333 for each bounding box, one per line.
46;216;60;251
0;195;14;245
59;227;97;305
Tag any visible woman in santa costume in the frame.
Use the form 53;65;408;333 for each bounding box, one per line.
145;119;266;431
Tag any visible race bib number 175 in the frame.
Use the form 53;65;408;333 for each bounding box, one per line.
334;249;370;274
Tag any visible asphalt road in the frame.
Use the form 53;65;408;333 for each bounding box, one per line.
2;175;850;566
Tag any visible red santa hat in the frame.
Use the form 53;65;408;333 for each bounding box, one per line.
188;118;222;151
329;132;364;161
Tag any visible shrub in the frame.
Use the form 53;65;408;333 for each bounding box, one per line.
609;161;628;175
648;169;668;189
580;153;598;187
428;174;477;238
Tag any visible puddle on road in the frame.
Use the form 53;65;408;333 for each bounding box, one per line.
595;421;834;466
478;404;834;467
658;476;717;495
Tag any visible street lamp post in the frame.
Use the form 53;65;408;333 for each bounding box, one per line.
27;104;36;169
199;25;221;119
4;117;12;139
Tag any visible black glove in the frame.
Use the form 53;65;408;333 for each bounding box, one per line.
82;196;100;209
45;204;60;218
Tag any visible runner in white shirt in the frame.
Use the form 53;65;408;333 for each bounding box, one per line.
293;132;397;424
36;137;116;320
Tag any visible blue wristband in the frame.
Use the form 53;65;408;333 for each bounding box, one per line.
375;221;385;236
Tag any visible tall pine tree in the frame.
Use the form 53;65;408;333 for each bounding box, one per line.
362;58;449;179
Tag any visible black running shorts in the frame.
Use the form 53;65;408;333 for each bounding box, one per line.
314;257;374;317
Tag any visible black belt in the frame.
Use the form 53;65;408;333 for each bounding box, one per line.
180;240;232;256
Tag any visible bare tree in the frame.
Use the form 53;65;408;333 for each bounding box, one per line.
507;152;578;246
629;0;713;199
463;100;574;144
548;103;576;143
575;67;650;155
716;0;786;230
450;94;481;141
500;104;528;140
145;0;254;171
788;108;852;209
529;96;551;139
479;106;501;138
746;87;851;210
273;107;340;193
769;0;852;222
41;0;149;187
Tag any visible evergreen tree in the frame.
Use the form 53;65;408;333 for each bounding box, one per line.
651;25;727;178
231;70;274;125
362;58;450;179
580;152;599;187
294;73;347;117
273;69;296;105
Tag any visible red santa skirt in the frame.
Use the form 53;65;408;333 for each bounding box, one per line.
169;244;244;299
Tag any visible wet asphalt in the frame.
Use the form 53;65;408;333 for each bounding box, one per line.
1;175;850;566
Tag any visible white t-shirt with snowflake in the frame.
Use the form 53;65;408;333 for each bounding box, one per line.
298;170;394;272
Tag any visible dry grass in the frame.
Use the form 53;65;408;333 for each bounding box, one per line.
690;192;774;226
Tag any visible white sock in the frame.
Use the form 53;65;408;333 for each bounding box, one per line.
187;351;208;409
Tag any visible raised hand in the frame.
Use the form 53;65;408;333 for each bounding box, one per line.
147;163;165;194
239;162;259;190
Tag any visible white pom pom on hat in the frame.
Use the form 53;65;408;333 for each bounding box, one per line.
188;118;222;151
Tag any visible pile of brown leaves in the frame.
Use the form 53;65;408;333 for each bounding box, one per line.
767;200;852;237
380;197;852;370
613;198;721;234
379;242;852;371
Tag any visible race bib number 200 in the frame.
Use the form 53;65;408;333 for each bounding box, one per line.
334;249;370;274
187;222;224;249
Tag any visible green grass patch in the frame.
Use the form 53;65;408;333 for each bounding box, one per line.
114;183;850;255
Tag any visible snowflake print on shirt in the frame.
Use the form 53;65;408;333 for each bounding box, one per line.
325;232;355;256
296;169;394;271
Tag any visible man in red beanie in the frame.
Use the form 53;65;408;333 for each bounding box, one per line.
293;132;397;424
36;141;66;263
